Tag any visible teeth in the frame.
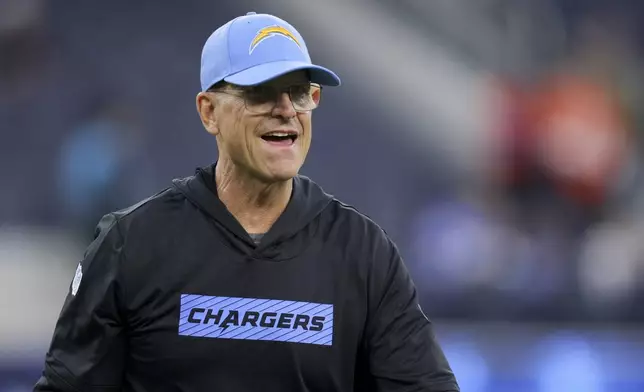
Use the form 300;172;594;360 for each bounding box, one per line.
265;132;291;137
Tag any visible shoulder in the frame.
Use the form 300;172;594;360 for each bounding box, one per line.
322;198;397;255
327;198;383;230
79;186;192;260
109;186;187;234
88;186;192;276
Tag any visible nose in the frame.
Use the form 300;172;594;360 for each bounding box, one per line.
272;92;297;119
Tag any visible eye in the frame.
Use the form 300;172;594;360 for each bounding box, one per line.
290;84;315;104
244;86;274;105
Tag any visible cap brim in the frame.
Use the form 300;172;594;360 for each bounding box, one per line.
223;60;341;87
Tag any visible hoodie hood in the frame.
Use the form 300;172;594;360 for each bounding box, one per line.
172;163;334;261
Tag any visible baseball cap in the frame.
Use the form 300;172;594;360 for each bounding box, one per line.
200;12;341;91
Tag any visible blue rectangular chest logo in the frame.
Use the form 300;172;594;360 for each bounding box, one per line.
179;294;334;346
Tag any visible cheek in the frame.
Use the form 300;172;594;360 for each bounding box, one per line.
236;114;265;157
219;104;254;153
298;114;312;139
216;101;238;131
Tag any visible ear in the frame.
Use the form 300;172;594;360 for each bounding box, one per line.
196;92;220;136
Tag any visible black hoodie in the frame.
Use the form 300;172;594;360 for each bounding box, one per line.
34;164;459;392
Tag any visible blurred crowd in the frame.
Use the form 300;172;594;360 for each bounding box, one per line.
2;0;644;389
400;0;644;324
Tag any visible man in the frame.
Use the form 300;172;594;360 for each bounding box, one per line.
34;12;459;392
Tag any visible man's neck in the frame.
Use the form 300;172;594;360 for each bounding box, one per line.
215;161;292;235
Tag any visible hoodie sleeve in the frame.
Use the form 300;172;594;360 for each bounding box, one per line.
34;214;127;391
365;231;459;392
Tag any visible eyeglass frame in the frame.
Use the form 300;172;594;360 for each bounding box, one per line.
206;81;323;114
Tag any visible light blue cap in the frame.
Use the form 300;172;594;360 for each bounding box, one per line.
200;12;341;91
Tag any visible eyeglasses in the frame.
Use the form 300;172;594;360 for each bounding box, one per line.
208;82;322;114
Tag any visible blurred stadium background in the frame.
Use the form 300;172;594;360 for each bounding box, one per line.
2;0;644;390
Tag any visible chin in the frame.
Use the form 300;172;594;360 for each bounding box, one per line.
263;164;301;183
269;170;299;182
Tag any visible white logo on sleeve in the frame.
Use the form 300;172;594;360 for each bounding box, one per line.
71;263;83;296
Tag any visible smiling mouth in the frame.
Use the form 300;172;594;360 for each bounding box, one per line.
261;134;298;145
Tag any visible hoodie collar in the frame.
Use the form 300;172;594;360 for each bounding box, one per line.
172;163;333;257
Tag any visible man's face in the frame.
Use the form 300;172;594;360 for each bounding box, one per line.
200;71;316;183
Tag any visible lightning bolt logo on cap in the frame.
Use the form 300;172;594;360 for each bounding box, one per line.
249;25;302;55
